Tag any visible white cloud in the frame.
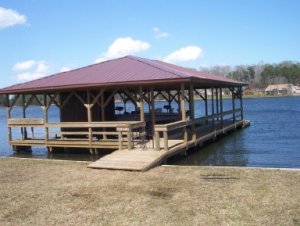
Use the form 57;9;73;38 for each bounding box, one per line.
95;37;150;63
163;46;203;63
0;7;27;29
12;60;50;81
13;60;36;71
60;66;72;72
152;27;169;39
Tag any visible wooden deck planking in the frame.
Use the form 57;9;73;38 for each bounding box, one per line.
88;120;250;171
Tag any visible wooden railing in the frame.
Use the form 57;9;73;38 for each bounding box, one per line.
7;119;146;150
154;109;243;151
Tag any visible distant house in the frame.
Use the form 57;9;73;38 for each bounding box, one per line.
264;84;293;95
292;85;300;95
244;87;253;95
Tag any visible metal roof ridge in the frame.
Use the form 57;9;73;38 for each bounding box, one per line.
126;55;192;79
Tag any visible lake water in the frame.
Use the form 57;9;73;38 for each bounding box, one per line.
0;96;299;168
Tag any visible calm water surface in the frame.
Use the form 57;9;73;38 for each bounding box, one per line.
0;96;299;168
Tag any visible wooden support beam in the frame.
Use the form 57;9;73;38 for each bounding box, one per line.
150;88;156;148
118;131;123;150
189;84;196;143
101;92;107;140
9;94;20;113
123;89;138;107
48;94;60;108
24;95;34;109
167;90;179;104
181;84;188;145
104;90;117;107
6;94;12;143
153;90;161;100
139;86;145;122
220;88;224;128
43;94;49;143
142;91;150;104
87;90;93;149
73;92;86;106
22;94;26;119
189;84;195;120
159;91;169;103
163;131;168;151
211;88;215;126
91;89;105;107
33;94;43;107
61;92;73;109
194;89;206;101
90;92;102;109
239;87;244;120
127;128;132;150
216;88;219;121
22;94;27;139
155;131;160;151
204;89;208;119
180;84;186;120
232;87;236;123
101;92;105;121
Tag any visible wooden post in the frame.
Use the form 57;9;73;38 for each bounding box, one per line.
232;87;236;123
163;131;168;151
211;88;215;126
177;88;181;115
181;84;186;120
22;94;27;139
155;131;160;151
168;91;172;113
204;88;208;124
150;88;156;148
216;88;219;121
118;131;123;150
101;92;107;140
6;94;12;143
127;127;132;150
220;88;224;128
189;84;195;120
138;86;146;148
86;90;93;152
239;87;244;121
181;84;188;145
139;86;145;122
43;94;49;143
189;84;196;143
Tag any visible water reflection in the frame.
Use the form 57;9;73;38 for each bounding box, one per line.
168;130;249;166
169;96;300;168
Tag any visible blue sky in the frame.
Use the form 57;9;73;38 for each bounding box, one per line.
0;0;299;88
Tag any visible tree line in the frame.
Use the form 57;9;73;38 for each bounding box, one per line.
200;61;300;88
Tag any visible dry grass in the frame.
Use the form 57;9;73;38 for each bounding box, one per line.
0;158;299;226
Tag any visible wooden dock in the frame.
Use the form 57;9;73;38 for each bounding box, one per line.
88;120;250;171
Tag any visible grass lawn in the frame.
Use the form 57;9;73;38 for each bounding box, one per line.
0;158;299;226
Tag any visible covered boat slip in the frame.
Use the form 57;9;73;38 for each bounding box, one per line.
0;56;249;170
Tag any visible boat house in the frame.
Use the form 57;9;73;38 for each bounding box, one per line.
0;56;249;170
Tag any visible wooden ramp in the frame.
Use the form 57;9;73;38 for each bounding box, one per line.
88;139;183;171
88;150;166;171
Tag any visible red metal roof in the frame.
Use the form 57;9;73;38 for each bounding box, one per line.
0;56;246;94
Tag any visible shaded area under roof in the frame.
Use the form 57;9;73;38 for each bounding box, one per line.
0;56;246;94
